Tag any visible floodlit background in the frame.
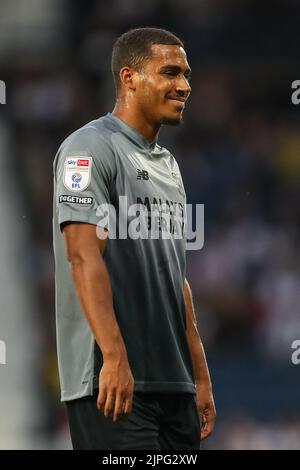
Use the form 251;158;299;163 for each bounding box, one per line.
0;0;300;450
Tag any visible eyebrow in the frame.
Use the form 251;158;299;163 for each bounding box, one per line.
159;65;192;78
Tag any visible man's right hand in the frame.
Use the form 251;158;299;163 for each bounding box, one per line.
97;355;135;422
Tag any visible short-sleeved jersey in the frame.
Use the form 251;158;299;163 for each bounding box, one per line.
53;113;196;401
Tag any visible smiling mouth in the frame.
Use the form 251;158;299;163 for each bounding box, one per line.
168;98;186;108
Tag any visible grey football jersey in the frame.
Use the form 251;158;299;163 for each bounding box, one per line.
53;113;196;401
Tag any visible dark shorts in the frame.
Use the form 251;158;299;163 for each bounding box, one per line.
66;391;201;450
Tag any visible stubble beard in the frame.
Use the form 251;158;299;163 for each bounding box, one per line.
161;114;183;126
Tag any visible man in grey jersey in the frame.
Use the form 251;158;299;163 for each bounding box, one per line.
53;27;216;450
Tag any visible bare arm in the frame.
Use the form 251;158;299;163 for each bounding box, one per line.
63;222;134;421
184;278;216;440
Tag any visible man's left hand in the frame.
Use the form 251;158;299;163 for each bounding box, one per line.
195;383;216;440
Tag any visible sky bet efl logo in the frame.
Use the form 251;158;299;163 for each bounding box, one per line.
0;80;6;104
64;157;92;192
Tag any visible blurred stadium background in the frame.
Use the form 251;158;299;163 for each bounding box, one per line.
0;0;300;449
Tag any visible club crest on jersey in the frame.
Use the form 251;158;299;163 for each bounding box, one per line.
63;157;92;192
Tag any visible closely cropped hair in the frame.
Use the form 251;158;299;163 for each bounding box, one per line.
111;27;184;93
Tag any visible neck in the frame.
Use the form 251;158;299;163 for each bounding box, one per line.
112;96;160;144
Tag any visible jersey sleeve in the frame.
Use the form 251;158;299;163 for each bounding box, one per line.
53;127;116;229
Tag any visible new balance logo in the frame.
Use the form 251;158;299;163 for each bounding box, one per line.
137;169;149;180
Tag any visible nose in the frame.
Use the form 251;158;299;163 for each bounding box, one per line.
175;75;191;97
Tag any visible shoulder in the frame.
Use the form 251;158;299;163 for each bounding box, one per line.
54;116;116;174
155;142;175;159
59;116;115;156
155;143;181;171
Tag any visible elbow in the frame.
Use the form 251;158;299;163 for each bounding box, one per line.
67;249;88;267
68;252;90;284
67;247;101;275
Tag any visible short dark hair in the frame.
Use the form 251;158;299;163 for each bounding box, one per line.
111;27;184;93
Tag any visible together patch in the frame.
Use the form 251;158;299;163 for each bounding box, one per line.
59;195;93;205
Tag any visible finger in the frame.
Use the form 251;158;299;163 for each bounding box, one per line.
113;393;125;422
116;401;129;421
201;425;212;440
97;386;107;411
200;413;207;430
201;415;215;441
123;395;133;415
104;391;116;417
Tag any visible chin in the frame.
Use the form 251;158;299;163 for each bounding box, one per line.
161;113;183;126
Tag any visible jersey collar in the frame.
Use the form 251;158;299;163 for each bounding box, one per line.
106;113;157;151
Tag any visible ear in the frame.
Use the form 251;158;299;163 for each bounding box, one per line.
119;66;137;91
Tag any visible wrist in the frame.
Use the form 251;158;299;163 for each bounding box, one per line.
102;342;128;363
